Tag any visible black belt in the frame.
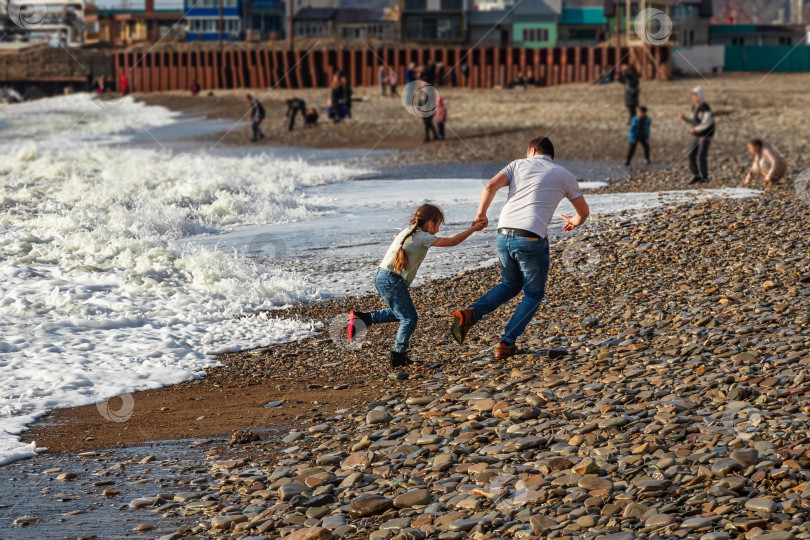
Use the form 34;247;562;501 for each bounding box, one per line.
498;228;542;239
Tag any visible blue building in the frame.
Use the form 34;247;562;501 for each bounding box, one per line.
243;0;285;40
185;0;284;42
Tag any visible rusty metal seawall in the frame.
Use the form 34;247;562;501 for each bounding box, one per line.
114;46;670;93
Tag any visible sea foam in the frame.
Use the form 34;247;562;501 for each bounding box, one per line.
0;96;365;463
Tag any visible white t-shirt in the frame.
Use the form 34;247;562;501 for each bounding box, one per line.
498;155;583;238
379;227;438;287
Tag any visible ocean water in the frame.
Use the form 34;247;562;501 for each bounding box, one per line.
0;94;760;466
0;95;365;464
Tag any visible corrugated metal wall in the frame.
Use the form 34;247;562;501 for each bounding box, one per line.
113;45;671;92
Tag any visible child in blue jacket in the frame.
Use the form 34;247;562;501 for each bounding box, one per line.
625;106;651;167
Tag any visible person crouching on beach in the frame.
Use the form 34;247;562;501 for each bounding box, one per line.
625;105;651;167
284;98;307;131
742;138;787;187
348;204;485;370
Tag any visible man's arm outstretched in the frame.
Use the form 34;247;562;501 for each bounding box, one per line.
474;172;509;228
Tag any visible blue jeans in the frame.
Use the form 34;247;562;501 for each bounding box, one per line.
470;234;550;344
371;268;418;353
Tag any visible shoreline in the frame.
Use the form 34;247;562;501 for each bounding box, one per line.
19;72;810;458
4;72;810;538
22;181;797;455
10;188;810;539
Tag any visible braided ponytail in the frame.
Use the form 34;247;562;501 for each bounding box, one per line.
393;224;419;273
392;204;445;274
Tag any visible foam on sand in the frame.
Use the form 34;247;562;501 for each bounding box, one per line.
0;141;364;464
0;93;179;149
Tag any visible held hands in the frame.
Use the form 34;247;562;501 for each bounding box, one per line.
472;216;488;229
471;220;486;232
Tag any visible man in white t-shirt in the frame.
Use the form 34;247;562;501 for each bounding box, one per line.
451;136;590;359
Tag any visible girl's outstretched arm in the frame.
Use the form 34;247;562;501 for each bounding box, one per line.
432;222;486;247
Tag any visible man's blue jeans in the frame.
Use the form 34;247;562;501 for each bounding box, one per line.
371;268;418;353
470;233;550;344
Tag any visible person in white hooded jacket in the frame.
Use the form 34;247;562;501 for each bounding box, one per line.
678;86;714;184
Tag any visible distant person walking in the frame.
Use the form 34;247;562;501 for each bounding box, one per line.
617;64;640;123
119;73;129;96
421;99;439;143
742;138;787;187
284;98;307;131
347;204;485;370
338;70;353;119
434;96;447;141
679;86;715;184
625;105;651;166
85;69;94;93
420;61;436;86
388;68;398;98
378;65;387;97
246;94;265;141
404;62;418;104
330;73;345;114
405;62;417;85
190;81;201;96
450;136;590;360
96;75;107;95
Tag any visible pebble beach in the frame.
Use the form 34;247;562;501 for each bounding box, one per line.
4;73;810;539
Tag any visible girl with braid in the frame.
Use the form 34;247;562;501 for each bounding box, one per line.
348;204;485;370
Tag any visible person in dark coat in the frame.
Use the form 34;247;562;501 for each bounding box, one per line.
419;89;439;143
85;69;94;92
405;62;417;85
420;61;436;86
339;70;352;119
246;94;265;141
678;86;715;184
617;64;640;123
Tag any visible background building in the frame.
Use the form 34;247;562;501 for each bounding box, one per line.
709;23;807;45
184;0;241;42
334;7;400;39
604;0;713;46
242;0;285;41
84;0;184;46
2;0;87;46
557;4;606;46
468;0;562;48
400;0;466;42
292;7;336;36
